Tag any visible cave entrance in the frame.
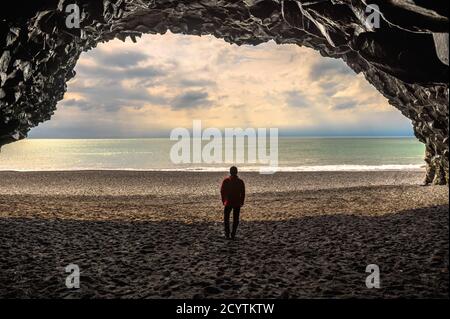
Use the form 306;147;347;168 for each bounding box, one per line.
0;1;448;183
1;32;426;174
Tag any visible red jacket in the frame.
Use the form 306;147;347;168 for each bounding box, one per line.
220;175;245;207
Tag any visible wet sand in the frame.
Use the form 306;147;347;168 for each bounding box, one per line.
0;170;448;298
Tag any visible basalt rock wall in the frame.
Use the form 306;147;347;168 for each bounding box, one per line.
0;0;448;184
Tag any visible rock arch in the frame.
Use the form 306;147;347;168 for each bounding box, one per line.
0;0;448;184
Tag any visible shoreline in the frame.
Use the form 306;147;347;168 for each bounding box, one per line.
0;170;431;196
0;165;426;173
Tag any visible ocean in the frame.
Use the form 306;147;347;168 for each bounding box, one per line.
0;137;425;172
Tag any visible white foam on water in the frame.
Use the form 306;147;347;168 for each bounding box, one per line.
1;164;425;172
153;164;425;172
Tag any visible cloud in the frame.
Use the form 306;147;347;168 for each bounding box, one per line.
68;79;167;112
28;32;412;138
310;58;355;81
76;64;166;80
61;98;93;111
332;101;358;110
215;48;259;66
285;90;310;108
170;91;212;109
319;81;341;95
88;50;150;67
68;58;170;112
177;78;216;88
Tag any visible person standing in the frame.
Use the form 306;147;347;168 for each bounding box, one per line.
220;166;245;240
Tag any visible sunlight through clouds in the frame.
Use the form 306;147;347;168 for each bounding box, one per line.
29;32;413;138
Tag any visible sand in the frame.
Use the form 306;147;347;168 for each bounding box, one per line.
0;170;448;298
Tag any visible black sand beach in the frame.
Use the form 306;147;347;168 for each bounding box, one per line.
0;170;448;298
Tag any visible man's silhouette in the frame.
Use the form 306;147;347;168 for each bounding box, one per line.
220;166;245;240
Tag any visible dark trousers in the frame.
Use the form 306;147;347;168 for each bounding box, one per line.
224;206;240;238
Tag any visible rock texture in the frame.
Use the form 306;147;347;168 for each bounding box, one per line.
0;0;448;184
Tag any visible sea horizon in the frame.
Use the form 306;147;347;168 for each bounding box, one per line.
0;137;425;172
25;135;417;139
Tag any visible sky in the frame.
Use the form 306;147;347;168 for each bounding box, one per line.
29;31;414;138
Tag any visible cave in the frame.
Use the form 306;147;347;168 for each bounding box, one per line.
0;0;448;184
